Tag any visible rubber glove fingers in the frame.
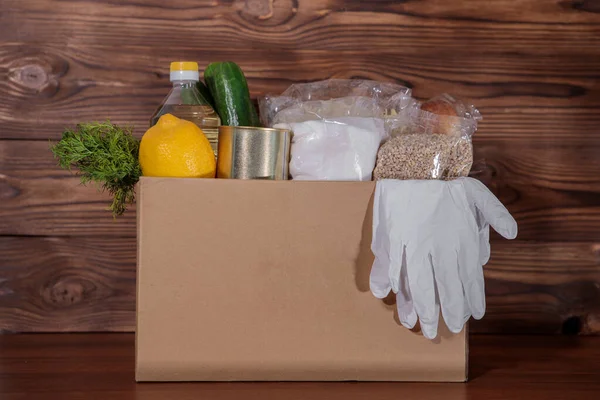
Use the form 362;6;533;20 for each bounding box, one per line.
370;256;392;299
405;247;440;340
461;178;518;240
431;249;466;334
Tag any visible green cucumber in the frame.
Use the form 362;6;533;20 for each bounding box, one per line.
196;80;216;109
204;62;261;127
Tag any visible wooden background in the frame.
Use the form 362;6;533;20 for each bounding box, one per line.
1;0;599;335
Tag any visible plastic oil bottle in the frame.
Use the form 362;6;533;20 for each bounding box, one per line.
151;62;220;155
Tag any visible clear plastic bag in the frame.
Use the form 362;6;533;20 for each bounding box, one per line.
375;94;481;180
260;79;411;127
274;116;385;180
259;79;411;181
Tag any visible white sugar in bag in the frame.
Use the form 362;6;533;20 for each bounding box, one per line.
275;117;386;181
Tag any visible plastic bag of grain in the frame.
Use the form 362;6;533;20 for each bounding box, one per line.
260;79;412;181
374;94;481;180
259;79;411;127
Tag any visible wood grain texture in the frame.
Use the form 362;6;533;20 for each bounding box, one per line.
474;241;600;335
1;0;600;333
1;334;600;399
2;0;599;50
0;237;135;333
3;141;600;242
1;44;599;142
1;237;598;334
1;0;600;141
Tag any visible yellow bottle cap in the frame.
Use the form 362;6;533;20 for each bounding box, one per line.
170;61;199;72
169;62;199;81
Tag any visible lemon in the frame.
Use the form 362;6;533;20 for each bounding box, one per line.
139;114;216;178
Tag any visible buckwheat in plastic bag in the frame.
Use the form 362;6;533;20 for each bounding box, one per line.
374;94;482;180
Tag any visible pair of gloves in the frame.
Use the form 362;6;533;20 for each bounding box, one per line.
370;177;517;339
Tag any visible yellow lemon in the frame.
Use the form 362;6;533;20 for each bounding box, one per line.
139;114;216;178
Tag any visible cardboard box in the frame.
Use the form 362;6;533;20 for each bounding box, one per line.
135;177;467;382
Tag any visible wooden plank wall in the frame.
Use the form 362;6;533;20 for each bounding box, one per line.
1;0;599;334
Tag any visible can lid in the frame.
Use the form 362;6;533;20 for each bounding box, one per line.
170;61;199;81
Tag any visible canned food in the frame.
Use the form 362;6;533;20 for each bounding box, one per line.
217;126;292;180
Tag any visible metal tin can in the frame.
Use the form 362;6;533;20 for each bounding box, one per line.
217;126;292;180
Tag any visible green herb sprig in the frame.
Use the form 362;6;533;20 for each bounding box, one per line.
51;121;142;216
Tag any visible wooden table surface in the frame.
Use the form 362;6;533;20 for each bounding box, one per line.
0;334;599;399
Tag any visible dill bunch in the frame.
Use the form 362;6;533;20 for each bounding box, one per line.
51;121;142;216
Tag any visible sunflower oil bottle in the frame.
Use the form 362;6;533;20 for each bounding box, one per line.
151;62;220;155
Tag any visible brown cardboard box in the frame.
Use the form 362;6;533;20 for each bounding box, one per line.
135;177;467;382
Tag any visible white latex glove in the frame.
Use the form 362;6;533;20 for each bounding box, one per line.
370;177;517;339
